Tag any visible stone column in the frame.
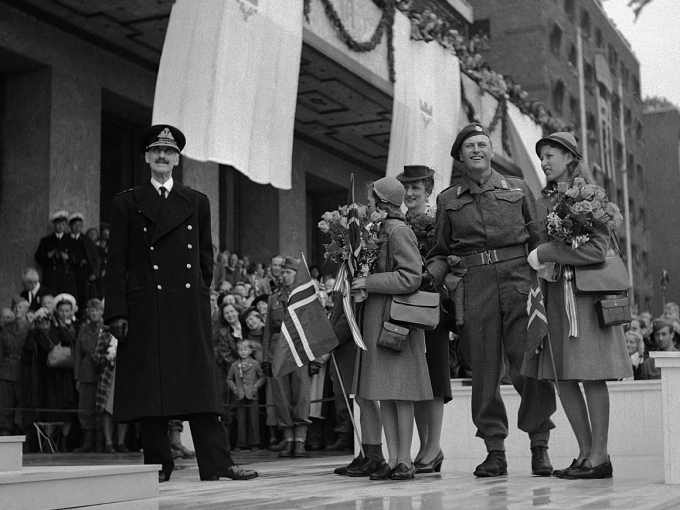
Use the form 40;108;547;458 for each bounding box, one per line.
650;351;680;484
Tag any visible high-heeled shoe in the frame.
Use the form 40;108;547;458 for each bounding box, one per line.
391;462;416;480
553;458;584;478
415;450;444;474
564;457;613;479
369;463;394;480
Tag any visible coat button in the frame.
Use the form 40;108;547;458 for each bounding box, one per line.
143;227;147;232
153;265;159;270
185;283;191;288
187;244;192;249
187;225;193;230
157;285;162;290
150;246;154;251
187;264;192;269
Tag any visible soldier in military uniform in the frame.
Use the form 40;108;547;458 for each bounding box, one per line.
35;211;78;298
427;123;556;477
261;257;311;458
104;124;257;483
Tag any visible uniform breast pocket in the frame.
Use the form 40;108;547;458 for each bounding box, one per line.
446;197;476;236
495;191;525;226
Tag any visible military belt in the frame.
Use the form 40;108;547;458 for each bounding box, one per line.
461;245;527;268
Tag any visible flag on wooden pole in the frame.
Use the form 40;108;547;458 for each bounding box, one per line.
526;273;559;391
273;257;339;378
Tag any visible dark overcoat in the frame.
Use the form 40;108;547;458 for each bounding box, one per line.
104;180;222;422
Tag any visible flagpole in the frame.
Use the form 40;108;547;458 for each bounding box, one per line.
331;352;364;458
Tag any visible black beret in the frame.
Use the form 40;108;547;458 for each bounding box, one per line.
140;124;186;154
450;123;491;161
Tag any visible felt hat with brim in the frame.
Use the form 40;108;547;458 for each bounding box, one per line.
535;132;582;159
282;256;300;272
373;176;405;207
396;165;435;182
140;124;186;153
50;210;69;222
450;123;491;161
68;212;84;224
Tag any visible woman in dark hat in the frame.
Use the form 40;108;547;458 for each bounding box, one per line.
522;132;631;479
397;166;451;474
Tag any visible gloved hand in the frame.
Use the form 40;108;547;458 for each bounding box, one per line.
308;361;321;377
261;362;272;377
108;318;129;342
419;270;435;291
527;249;545;271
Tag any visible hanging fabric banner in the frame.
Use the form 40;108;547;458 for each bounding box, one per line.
152;0;303;190
386;11;461;201
506;102;546;196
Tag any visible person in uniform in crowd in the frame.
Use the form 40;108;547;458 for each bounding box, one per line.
104;124;257;482
68;213;100;313
20;268;54;312
265;255;284;295
35;210;78;299
427;123;556;477
261;256;311;458
0;299;30;435
638;318;680;379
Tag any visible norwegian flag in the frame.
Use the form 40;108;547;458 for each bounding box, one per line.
273;258;339;378
346;174;362;277
526;274;549;356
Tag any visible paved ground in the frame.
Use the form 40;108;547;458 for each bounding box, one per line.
24;450;680;509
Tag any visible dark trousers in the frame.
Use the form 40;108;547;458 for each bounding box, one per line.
235;398;259;448
140;413;235;480
460;258;556;451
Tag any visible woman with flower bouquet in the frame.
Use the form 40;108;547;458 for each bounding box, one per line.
522;132;631;479
348;176;432;481
398;165;451;475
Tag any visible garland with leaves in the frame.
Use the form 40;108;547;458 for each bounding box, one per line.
304;0;396;82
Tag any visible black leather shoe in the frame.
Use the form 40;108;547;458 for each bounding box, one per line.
325;439;353;451
278;441;294;458
473;451;507;477
334;456;363;476
347;458;386;477
391;462;415;480
202;465;259;481
369;463;394;480
415;450;444;474
531;446;553;476
564;458;613;479
553;458;583;478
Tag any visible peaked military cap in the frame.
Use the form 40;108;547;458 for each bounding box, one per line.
140;124;186;153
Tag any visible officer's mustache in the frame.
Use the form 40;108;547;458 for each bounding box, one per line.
155;158;169;164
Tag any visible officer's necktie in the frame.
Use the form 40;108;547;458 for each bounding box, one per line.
159;186;167;199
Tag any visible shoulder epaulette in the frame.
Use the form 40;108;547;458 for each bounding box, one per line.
439;181;461;196
115;188;134;196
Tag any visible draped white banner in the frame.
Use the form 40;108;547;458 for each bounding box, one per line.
386;12;461;201
506;102;546;196
152;0;303;190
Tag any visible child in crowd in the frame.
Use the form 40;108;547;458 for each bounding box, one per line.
227;340;265;451
625;329;644;380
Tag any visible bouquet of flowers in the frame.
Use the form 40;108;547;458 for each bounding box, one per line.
545;177;623;249
318;205;387;277
406;207;436;258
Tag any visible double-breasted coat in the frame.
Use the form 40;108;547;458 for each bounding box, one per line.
35;233;78;298
104;181;222;422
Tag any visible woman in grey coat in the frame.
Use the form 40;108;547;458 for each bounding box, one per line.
352;177;432;481
524;133;631;480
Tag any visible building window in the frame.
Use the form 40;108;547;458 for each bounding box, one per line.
552;80;565;115
550;24;563;57
568;44;577;68
615;141;623;169
584;60;595;89
624;108;632;132
633;77;641;100
617;189;624;209
637;164;644;189
636;120;643;140
472;18;491;40
570;94;579;117
639;207;646;227
595;27;603;48
581;9;591;38
612;94;621;122
627;153;634;174
629;199;635;225
621;63;629;89
565;0;575;22
609;44;618;75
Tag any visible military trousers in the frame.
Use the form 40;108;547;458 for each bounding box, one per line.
459;257;556;452
272;366;311;431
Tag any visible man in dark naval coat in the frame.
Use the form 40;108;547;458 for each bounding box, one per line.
104;124;257;482
35;210;78;298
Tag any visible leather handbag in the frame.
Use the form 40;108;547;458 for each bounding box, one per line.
377;322;410;352
47;343;74;369
595;296;632;328
390;291;440;330
573;234;629;296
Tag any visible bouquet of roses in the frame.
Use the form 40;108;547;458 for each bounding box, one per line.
318;205;387;277
545;177;623;249
406;208;436;258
